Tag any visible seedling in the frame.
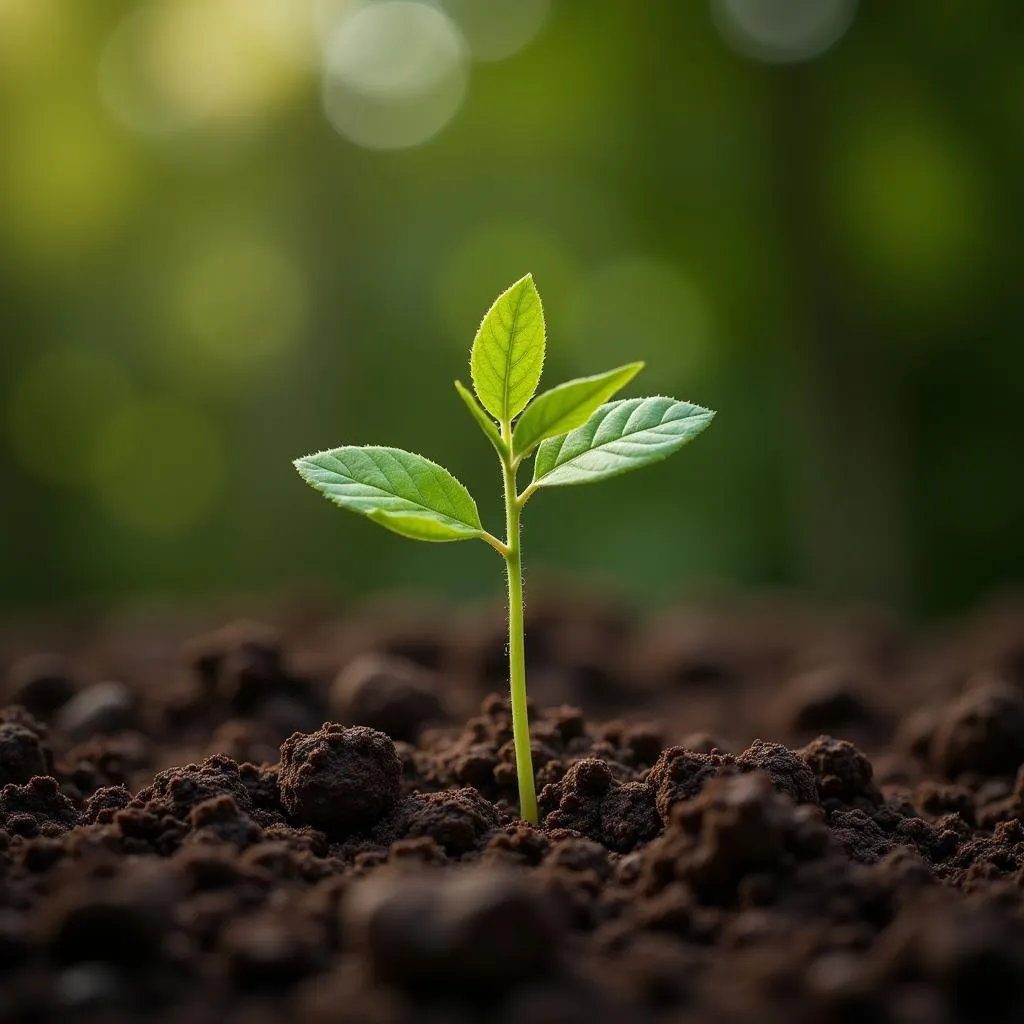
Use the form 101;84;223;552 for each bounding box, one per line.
294;275;715;823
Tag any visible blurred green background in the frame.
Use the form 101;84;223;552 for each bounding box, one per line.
1;0;1022;614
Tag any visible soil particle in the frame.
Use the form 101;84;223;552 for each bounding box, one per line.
279;723;401;837
646;738;818;829
543;836;613;879
448;744;500;791
603;932;703;1014
39;862;179;968
828;807;898;864
644;772;830;905
483;823;550;868
60;731;152;804
384;786;500;855
915;780;975;823
138;754;255;820
800;735;882;807
109;803;187;855
330;653;446;742
55;681;135;741
345;866;562;995
221;911;327;988
868;892;1024;1018
541;759;660;852
618;723;664;766
895;705;940;763
3;654;75;718
0;722;51;786
83;783;131;823
975;767;1024;828
735;739;820;805
647;746;729;824
0;704;50;741
931;677;1024;779
778;664;877;733
187;794;264;848
188;619;288;708
0;775;79;836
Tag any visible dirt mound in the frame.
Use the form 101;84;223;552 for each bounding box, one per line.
3;592;1024;1021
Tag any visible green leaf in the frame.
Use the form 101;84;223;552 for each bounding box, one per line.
364;508;480;543
454;379;504;456
294;446;483;542
532;397;715;488
470;274;546;424
512;362;644;458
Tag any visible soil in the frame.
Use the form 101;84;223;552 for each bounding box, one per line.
4;587;1024;1022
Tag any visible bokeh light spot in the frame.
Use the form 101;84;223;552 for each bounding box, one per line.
91;399;225;534
567;257;713;390
166;236;309;387
442;0;549;63
0;102;133;262
321;1;467;150
7;346;133;487
712;0;857;64
98;0;311;141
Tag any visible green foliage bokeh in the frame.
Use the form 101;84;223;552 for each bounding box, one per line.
1;0;1022;614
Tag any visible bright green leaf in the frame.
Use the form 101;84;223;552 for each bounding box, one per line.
454;379;504;456
294;446;483;542
532;397;715;488
512;362;644;458
470;274;545;423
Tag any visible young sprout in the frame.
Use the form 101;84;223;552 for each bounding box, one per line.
294;275;715;824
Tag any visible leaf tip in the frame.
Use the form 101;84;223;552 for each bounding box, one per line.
620;360;645;383
511;271;539;297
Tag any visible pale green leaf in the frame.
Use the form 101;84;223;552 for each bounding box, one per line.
294;446;483;542
454;379;504;456
512;362;644;458
470;274;545;423
365;509;480;542
532;397;714;488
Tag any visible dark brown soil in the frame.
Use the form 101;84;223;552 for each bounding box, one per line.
4;588;1024;1022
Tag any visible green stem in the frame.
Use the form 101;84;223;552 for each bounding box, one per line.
500;443;539;825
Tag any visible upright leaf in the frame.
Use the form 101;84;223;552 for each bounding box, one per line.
470;274;545;424
512;362;644;458
532;397;714;488
454;380;505;456
294;446;483;542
